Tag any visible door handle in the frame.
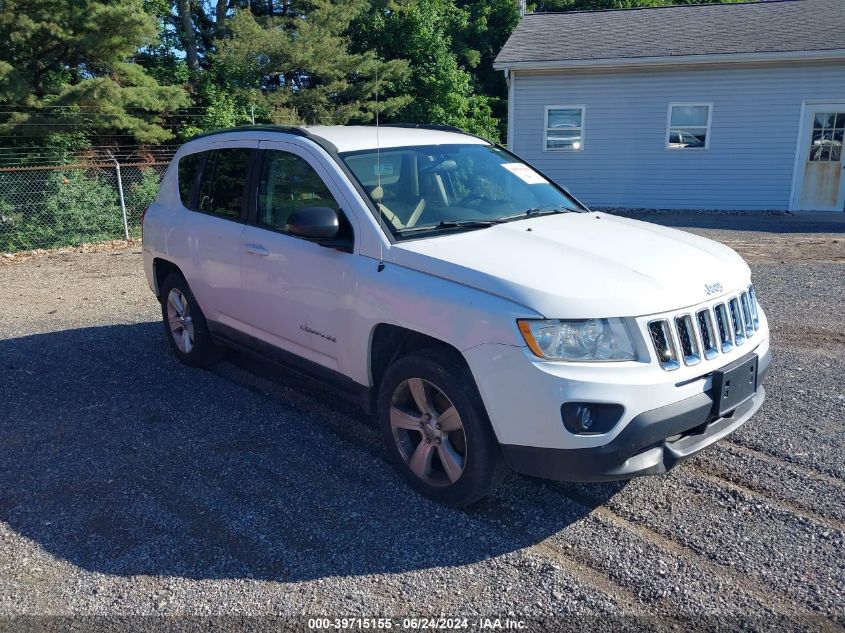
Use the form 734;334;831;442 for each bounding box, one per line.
244;243;269;256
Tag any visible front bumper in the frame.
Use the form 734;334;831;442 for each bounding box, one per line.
501;349;770;482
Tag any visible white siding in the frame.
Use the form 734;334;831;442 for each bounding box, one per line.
510;62;845;210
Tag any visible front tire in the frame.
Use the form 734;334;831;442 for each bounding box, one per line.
160;273;223;367
377;349;507;507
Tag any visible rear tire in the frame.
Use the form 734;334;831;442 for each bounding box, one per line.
376;348;507;507
160;273;224;368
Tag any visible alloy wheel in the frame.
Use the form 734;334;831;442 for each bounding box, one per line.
166;288;195;354
390;378;467;486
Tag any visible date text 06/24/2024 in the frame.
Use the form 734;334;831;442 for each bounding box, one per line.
307;618;527;630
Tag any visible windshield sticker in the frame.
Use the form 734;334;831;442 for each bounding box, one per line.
374;162;394;177
501;163;547;184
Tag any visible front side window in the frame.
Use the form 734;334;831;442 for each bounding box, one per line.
544;106;584;151
256;150;340;233
196;148;252;219
340;143;582;240
667;104;711;149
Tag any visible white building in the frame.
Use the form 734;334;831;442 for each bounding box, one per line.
495;0;845;212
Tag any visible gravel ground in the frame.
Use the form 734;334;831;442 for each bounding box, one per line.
0;213;843;630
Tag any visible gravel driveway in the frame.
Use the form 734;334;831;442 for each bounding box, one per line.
0;213;843;629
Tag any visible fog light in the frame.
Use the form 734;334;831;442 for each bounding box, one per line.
561;402;624;435
575;406;593;431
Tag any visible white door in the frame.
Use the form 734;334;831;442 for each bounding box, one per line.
793;105;845;211
237;142;355;371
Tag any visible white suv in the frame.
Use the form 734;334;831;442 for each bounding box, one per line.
142;124;771;506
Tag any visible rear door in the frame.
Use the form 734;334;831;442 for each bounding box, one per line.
174;143;256;326
237;141;358;371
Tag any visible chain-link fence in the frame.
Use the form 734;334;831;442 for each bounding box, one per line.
0;160;169;253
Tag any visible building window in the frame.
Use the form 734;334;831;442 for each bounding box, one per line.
809;112;844;162
667;103;712;150
544;106;584;151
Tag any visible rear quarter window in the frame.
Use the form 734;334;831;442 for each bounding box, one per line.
178;152;204;208
196;148;252;219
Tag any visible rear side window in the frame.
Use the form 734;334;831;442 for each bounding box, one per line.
196;148;252;219
177;152;204;208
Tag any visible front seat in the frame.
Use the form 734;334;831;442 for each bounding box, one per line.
371;185;426;229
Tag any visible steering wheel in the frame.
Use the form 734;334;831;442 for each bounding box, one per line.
460;193;488;205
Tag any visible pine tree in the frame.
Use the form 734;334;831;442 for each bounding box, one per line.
0;0;190;144
212;1;411;126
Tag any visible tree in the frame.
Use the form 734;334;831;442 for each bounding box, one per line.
0;0;190;144
451;0;520;136
137;0;191;87
216;0;229;25
177;0;201;72
351;0;502;139
211;3;410;126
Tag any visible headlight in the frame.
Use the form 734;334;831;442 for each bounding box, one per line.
517;318;637;361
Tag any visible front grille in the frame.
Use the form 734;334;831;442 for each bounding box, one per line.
648;285;761;370
748;286;760;329
713;303;733;353
648;320;679;371
739;291;755;338
696;309;719;360
674;314;701;366
728;297;745;346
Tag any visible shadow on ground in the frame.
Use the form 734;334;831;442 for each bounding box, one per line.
605;210;845;234
0;323;622;581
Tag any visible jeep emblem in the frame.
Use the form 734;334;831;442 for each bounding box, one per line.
704;282;723;295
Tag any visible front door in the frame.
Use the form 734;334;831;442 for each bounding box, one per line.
237;142;356;371
794;105;845;211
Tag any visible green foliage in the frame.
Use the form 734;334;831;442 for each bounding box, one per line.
351;0;502;140
0;0;191;143
137;0;191;87
177;81;255;139
0;0;749;253
451;0;521;137
212;3;411;126
0;169;124;251
123;167;162;233
0;0;747;149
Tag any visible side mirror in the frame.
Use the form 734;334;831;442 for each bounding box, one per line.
287;206;340;239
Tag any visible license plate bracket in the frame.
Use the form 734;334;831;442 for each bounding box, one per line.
712;353;758;417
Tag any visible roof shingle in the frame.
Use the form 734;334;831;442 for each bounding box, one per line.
495;0;845;66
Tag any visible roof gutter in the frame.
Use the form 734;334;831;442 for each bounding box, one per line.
494;48;845;72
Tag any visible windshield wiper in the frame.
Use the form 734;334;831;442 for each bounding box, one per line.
492;206;573;224
396;219;497;234
436;219;498;228
394;207;573;235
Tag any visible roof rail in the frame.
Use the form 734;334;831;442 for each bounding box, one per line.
380;123;466;134
186;124;340;153
380;122;498;145
185;122;496;151
188;124;312;142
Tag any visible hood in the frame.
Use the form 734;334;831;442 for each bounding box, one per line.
389;212;750;318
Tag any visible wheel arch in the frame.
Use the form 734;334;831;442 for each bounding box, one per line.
152;258;184;298
368;324;470;395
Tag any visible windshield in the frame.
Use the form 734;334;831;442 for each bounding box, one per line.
339;144;583;239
